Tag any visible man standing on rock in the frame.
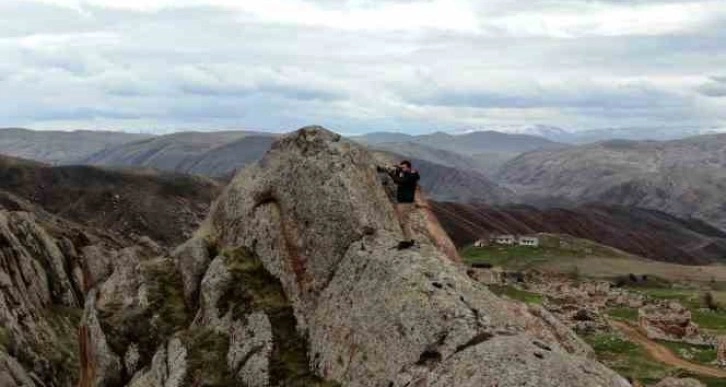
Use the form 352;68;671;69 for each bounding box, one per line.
377;160;420;250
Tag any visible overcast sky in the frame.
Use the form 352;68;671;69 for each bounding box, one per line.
2;0;726;134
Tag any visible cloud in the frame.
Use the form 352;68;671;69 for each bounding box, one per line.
2;0;726;132
698;76;726;97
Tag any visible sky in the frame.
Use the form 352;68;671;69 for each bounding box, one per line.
2;0;726;134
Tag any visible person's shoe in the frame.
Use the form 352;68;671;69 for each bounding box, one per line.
397;240;414;250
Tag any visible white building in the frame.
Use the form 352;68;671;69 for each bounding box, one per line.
494;234;515;245
518;236;539;247
474;239;488;247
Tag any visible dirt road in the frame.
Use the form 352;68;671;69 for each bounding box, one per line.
610;320;726;378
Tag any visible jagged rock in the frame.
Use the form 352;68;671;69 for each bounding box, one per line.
652;377;706;387
172;237;212;308
638;302;704;344
0;209;84;386
96;247;147;312
80;244;115;291
192;255;231;329
125;344;141;376
227;311;273;386
202;126;629;386
127;338;188;387
0;351;36;387
79;289;122;387
717;336;726;367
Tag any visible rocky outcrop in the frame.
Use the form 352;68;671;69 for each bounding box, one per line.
0;209;85;386
652;377;706;387
717;336;726;367
197;126;628;386
638;302;704;344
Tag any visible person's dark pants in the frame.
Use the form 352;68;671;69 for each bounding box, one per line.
396;202;415;241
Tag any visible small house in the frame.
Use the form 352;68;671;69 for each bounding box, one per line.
518;236;539;247
493;234;515;245
474;239;489;247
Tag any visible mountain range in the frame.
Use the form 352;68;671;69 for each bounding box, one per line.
6;126;726;239
498;134;726;230
0;128;150;164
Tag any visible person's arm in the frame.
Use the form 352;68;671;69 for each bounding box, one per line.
377;165;400;179
394;171;419;185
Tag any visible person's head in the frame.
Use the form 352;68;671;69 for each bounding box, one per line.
399;160;412;172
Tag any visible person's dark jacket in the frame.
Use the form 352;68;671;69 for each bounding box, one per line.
391;169;420;203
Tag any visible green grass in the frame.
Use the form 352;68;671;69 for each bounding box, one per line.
658;340;717;366
679;374;726;387
692;310;726;333
0;326;9;350
625;287;726;334
488;285;544;304
181;329;233;386
607;307;639;322
99;257;190;365
462;245;570;270
584;333;677;385
36;306;83;386
220;247;340;387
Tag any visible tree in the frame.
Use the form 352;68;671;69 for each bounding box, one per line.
703;291;720;311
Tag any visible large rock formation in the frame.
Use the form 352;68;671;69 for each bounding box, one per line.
9;126;631;386
192;126;628;386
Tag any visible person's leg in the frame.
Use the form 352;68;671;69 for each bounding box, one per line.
397;203;414;242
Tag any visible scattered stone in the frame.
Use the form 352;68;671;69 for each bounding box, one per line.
653;376;706;387
638;302;705;344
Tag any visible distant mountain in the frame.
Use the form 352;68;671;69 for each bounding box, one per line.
432;202;726;265
354;131;413;144
371;141;486;172
0;127;151;164
0;154;220;245
356;130;566;176
82;131;277;178
357;130;564;155
557;126;726;144
467;125;572;141
499;133;726;230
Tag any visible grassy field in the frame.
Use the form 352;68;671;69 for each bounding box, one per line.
584;332;675;385
487;284;544;304
606;307;639;322
462;244;726;284
585;333;726;386
658;340;717;366
462;245;565;270
627;287;726;334
462;240;726;385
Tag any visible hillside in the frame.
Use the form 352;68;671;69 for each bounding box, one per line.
499;134;726;230
81;131;276;178
0;128;150;164
431;201;726;265
0;155;220;246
